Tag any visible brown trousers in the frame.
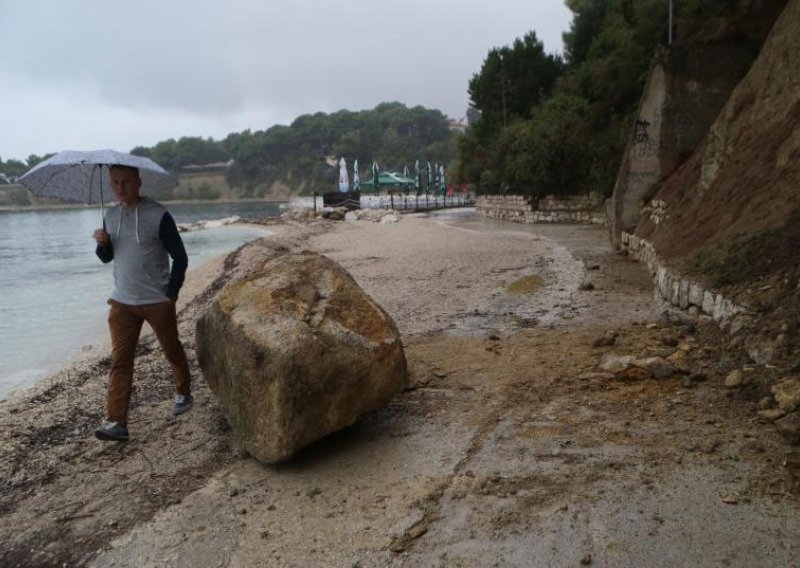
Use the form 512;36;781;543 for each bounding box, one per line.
106;299;191;425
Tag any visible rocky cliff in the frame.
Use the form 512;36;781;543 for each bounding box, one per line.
632;0;800;359
608;0;786;245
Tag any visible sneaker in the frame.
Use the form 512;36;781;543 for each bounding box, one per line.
95;421;129;442
173;393;193;415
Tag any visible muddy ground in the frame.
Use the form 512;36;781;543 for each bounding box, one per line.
1;210;798;567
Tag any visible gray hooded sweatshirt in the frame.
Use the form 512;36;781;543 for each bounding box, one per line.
96;197;188;305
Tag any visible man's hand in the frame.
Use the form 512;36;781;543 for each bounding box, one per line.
94;228;110;247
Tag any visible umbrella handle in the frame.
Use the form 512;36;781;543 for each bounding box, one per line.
99;165;106;230
90;164;107;230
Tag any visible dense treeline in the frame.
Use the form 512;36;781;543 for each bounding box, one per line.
131;102;455;195
458;0;773;197
1;103;454;196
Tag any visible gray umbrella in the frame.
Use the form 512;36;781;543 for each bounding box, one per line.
18;149;177;220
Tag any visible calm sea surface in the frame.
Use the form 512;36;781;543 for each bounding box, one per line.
0;201;285;399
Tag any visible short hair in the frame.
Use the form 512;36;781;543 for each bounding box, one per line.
109;164;141;181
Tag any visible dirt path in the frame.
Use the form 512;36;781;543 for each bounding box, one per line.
1;211;798;567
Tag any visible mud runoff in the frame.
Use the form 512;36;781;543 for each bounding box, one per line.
1;211;798;567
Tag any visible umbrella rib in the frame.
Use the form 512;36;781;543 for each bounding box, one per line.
36;163;85;194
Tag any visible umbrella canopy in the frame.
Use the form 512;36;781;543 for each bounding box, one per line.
360;171;415;189
338;157;350;193
371;161;380;196
18;149;177;205
353;159;361;192
426;161;432;193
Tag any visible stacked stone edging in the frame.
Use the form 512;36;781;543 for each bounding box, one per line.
476;193;606;225
477;195;535;223
621;231;751;331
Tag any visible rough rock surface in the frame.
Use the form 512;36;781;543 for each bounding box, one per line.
775;412;800;445
196;250;408;463
772;378;800;412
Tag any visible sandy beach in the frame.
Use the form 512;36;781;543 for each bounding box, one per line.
1;210;799;567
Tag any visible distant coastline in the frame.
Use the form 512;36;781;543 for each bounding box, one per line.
0;195;293;213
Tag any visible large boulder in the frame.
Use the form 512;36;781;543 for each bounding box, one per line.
196;250;408;463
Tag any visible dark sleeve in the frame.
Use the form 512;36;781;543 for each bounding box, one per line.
159;212;188;301
96;241;114;263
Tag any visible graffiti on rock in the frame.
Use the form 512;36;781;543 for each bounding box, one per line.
632;119;658;158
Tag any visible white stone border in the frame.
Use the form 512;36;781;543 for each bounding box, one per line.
621;231;751;332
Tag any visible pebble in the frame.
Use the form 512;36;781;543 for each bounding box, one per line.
667;349;689;371
757;408;787;422
772;378;800;412
600;354;635;373
633;357;675;379
406;524;428;540
580;553;592;565
592;331;618;348
724;370;744;388
617;367;654;381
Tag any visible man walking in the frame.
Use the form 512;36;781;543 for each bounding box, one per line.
93;165;192;441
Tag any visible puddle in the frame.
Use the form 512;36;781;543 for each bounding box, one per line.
507;275;542;296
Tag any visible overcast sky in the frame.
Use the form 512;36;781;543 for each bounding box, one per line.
0;0;572;161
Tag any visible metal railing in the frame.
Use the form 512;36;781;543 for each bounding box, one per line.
313;192;475;213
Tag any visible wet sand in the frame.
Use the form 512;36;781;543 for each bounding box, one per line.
1;210;799;567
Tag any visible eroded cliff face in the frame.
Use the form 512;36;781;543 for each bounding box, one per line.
633;0;800;360
608;0;787;245
636;0;799;263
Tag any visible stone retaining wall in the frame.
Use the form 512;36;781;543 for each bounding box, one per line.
620;231;751;332
476;193;606;225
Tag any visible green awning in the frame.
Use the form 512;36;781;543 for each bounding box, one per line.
360;171;416;187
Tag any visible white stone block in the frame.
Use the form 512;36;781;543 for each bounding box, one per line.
702;291;715;315
679;280;690;309
712;294;724;322
688;283;704;307
671;280;681;306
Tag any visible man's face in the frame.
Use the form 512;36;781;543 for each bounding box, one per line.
109;167;141;206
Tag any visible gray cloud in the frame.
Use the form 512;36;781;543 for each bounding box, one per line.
0;0;571;159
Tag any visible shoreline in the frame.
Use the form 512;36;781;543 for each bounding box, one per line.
0;251;232;404
0;196;294;213
2;212;799;567
0;220;275;403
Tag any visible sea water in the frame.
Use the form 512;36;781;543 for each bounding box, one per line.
0;201;284;399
